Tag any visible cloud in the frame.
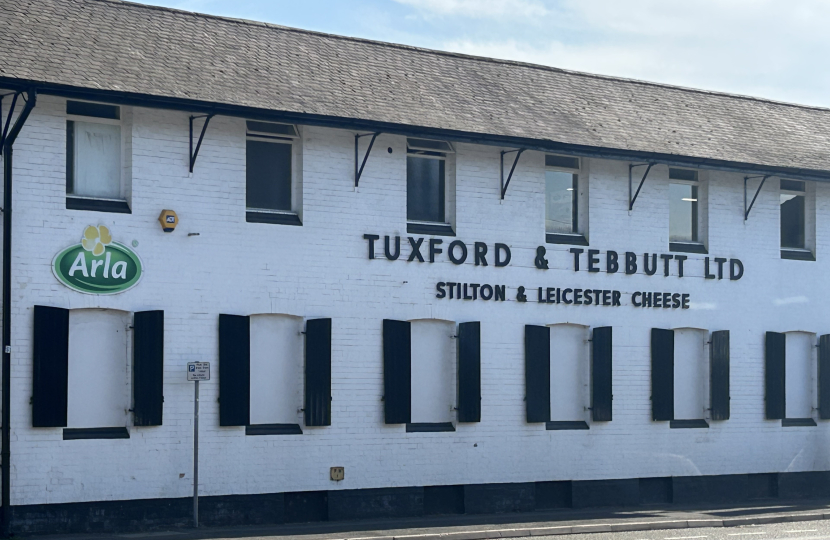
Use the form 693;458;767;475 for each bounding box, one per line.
421;0;830;107
393;0;548;20
773;296;809;306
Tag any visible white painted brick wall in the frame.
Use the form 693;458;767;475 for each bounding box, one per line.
0;94;828;506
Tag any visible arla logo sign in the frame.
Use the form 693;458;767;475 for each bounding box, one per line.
52;225;142;295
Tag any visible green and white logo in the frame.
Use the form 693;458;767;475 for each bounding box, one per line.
52;225;143;295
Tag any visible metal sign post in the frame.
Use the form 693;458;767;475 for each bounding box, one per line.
187;362;210;528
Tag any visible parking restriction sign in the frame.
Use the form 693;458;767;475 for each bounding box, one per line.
187;362;210;381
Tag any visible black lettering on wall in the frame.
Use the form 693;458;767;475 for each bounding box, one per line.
588;250;600;273
363;234;380;259
480;284;493;300
474;242;488;266
607;251;619;273
436;282;446;298
625;252;637;274
715;257;727;280
704;257;716;279
730;259;744;280
570;248;584;271
675;255;686;277
449;240;467;265
429;238;443;263
644;254;657;276
660;254;673;277
385;235;400;260
495;244;511;267
495;285;506;301
408;237;425;262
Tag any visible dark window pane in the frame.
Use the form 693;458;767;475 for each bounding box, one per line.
407;138;453;152
545;155;579;169
545;171;576;233
66;121;74;194
669;168;698;181
669;183;698;242
781;179;805;192
247;140;292;211
407;156;445;223
66;101;120;120
246;121;297;137
781;194;805;248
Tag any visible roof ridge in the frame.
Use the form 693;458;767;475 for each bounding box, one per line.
84;0;830;114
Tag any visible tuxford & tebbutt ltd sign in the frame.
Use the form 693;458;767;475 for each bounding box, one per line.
52;225;143;295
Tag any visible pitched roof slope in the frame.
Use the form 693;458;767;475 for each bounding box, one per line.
2;0;830;173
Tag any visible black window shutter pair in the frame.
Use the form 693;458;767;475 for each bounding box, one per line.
651;328;730;422
32;306;164;428
767;332;830;420
525;325;613;423
218;315;332;427
382;320;481;424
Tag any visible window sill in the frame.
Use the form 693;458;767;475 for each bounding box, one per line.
406;222;455;237
406;422;455;433
782;418;817;427
669;242;707;254
781;249;815;261
245;424;303;435
63;427;130;440
546;233;588;246
669;419;709;429
246;211;302;226
66;197;131;214
546;421;589;430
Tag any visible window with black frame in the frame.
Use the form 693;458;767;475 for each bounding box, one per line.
545;154;585;245
65;100;130;213
406;138;453;236
246;121;301;225
780;179;808;257
668;168;704;253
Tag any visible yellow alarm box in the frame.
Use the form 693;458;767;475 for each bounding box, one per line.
158;209;178;233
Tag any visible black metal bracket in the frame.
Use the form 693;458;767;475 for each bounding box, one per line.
628;162;655;211
0;91;23;156
354;132;380;188
189;114;214;173
744;174;770;221
500;148;525;199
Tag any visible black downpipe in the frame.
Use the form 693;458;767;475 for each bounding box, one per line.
1;88;36;538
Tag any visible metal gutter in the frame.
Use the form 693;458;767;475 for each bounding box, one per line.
2;78;829;184
1;88;36;538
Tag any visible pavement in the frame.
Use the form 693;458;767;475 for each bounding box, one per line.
25;500;830;540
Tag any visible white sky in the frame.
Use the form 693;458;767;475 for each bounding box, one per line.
137;0;830;108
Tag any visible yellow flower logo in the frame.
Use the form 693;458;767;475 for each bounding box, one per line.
81;225;112;256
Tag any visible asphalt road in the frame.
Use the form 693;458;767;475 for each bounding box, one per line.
543;522;830;540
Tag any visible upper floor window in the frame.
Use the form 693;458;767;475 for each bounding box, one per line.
780;179;806;250
407;138;453;234
668;168;699;243
246;121;302;225
66;100;129;213
545;155;586;245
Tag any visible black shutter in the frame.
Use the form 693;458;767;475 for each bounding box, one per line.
591;326;613;422
383;319;411;424
133;310;164;427
525;325;551;423
710;330;730;421
305;318;332;427
651;328;674;421
820;335;830;420
32;305;69;428
765;332;786;420
457;321;481;423
219;314;250;427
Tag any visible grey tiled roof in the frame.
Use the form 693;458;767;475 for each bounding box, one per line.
2;0;830;174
